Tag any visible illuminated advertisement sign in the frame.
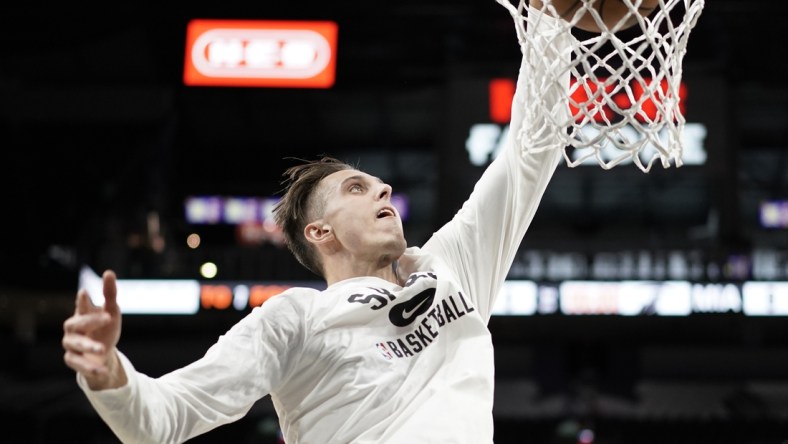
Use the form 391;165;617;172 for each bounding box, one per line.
487;77;688;125
183;19;338;88
185;194;410;225
468;77;707;167
79;266;788;316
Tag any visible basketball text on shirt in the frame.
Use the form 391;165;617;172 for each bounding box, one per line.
346;271;476;360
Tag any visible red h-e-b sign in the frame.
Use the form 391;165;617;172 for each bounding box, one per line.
183;19;338;88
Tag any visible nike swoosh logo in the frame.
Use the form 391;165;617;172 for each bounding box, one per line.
401;300;425;318
388;288;436;327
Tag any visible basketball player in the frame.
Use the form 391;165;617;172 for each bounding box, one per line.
62;7;574;443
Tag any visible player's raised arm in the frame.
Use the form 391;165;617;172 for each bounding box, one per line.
419;5;574;319
62;269;127;390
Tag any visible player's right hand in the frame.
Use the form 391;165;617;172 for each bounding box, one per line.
62;270;126;389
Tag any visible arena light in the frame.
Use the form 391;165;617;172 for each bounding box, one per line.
183;19;338;88
759;200;788;229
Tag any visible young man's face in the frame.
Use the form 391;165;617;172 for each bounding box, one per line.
314;169;406;265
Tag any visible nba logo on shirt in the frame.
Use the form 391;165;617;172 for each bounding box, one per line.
376;342;394;360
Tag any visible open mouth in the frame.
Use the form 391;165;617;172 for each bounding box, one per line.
376;207;395;219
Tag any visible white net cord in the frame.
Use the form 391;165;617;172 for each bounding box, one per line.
496;0;706;172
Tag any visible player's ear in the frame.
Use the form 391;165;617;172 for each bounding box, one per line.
304;220;333;245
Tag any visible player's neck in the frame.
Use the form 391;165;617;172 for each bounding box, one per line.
323;256;401;287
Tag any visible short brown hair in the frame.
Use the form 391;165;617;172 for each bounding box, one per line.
273;156;354;277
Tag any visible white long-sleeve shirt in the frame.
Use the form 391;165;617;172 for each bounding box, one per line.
78;9;574;444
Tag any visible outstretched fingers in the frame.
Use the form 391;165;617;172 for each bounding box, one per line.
62;309;113;375
101;270;120;315
63;308;112;337
63;335;109;375
64;288;112;354
63;270;125;386
75;288;97;315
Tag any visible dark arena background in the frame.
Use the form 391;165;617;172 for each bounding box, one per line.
2;1;788;443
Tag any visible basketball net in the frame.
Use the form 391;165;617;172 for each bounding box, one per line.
496;0;705;172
